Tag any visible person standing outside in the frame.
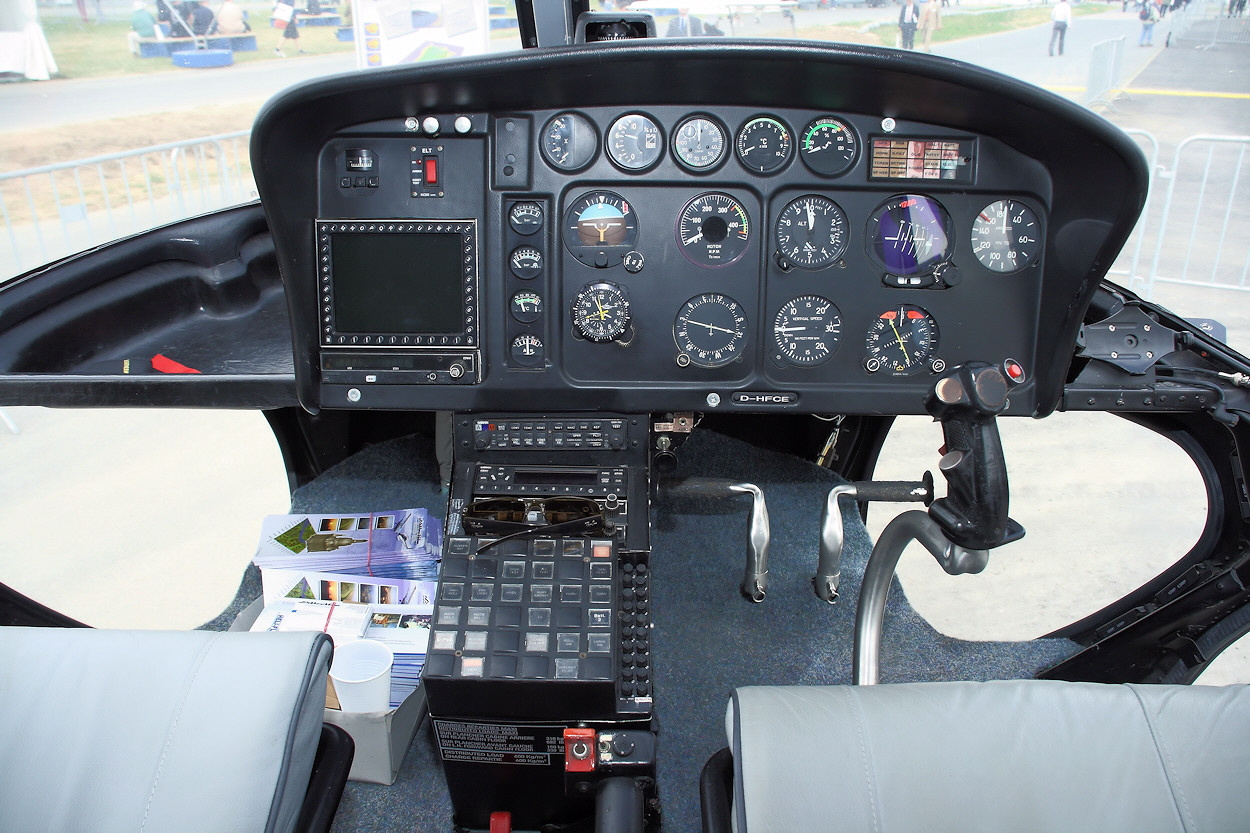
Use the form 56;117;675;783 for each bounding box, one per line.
1049;0;1071;56
919;0;941;52
666;8;703;36
1139;0;1160;44
898;0;920;50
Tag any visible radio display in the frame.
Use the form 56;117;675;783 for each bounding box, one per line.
317;220;478;347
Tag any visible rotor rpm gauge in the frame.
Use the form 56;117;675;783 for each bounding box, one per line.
540;112;598;172
674;293;748;368
677;192;751;267
673;115;727;171
971;199;1042;273
800;117;858;177
864;305;940;375
866;195;953;276
773;295;842;366
571;281;631;343
607;113;663;171
563;190;640;268
735;116;793;174
774;195;848;270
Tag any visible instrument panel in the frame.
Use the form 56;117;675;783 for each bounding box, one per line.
255;42;1145;418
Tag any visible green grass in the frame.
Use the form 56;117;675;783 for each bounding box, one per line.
42;15;353;80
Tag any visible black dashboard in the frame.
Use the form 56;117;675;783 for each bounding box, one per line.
253;40;1147;418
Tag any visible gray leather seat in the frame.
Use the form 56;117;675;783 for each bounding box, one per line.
0;627;333;833
724;680;1250;833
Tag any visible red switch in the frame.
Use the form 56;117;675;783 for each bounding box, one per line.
489;811;511;833
423;156;439;186
564;728;596;773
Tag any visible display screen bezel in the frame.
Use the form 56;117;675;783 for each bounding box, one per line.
316;219;478;348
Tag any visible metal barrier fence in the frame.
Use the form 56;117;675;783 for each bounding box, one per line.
1167;0;1250;47
0;132;254;279
1085;36;1127;109
1111;132;1250;299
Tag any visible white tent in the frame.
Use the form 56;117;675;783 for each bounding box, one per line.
0;0;59;81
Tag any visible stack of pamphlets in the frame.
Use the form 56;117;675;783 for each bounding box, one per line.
253;508;441;580
251;508;442;709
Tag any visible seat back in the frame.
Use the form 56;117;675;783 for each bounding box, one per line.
0;627;333;833
722;680;1250;833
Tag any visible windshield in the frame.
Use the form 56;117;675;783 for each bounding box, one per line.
2;0;1247;355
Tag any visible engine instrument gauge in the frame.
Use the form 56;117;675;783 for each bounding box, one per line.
676;192;751;267
509;246;543;279
509;201;544;236
774;195;848;270
673;115;727;171
563;191;640;268
674;293;748;367
772;295;842;366
510;333;544;367
864;304;940;375
866;195;953;276
511;291;543;324
540;112;598;172
799;117;857;177
572;281;631;342
735;116;793;174
971;199;1042;273
607;113;663;171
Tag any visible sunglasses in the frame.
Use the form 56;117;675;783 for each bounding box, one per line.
461;496;608;539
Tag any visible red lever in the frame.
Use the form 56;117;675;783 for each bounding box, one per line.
489;811;511;833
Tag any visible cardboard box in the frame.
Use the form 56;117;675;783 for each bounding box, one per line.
323;686;425;784
232;597;426;784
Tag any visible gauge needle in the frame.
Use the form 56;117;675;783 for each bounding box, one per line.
685;232;704;245
593;296;607;320
806;202;815;232
889;319;912;363
776;325;807;334
690;319;736;335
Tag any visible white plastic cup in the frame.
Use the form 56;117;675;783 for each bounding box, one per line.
329;639;393;713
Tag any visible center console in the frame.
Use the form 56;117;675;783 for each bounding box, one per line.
422;413;657;830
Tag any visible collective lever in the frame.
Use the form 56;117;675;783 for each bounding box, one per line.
814;475;933;603
662;477;770;602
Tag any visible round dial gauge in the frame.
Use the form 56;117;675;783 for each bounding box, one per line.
563;191;640;268
509;245;543;279
572;281;631;342
971;199;1042;273
674;293;748;368
773;295;842;366
607;113;663;171
866;195;953;276
677;192;751;268
509;201;544;236
511;290;543;324
540;112;598;172
510;333;544;367
735;116;793;174
774;195;848;270
864;305;940;375
800;117;858;177
673;115;727;171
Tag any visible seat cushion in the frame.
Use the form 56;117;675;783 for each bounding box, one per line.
728;680;1250;833
0;628;331;833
